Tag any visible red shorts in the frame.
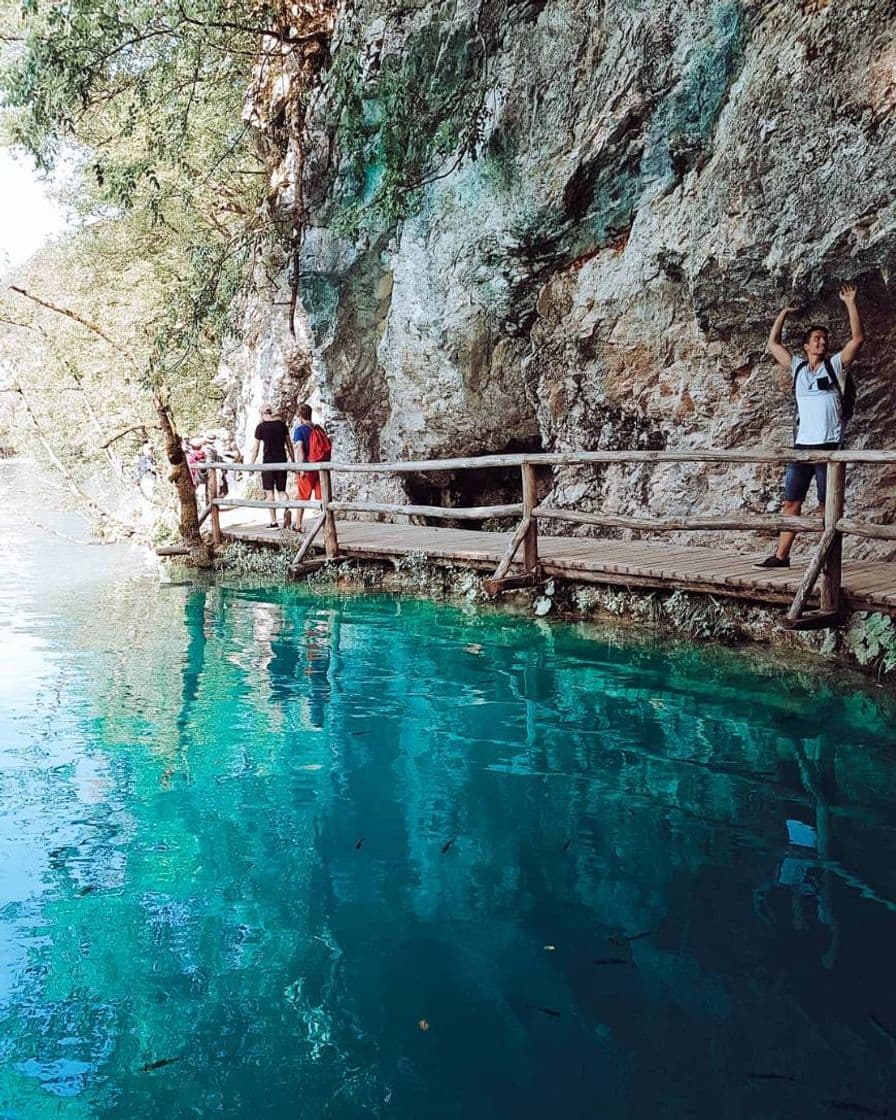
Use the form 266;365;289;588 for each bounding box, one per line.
297;471;321;501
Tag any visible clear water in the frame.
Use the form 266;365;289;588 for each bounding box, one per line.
2;463;896;1120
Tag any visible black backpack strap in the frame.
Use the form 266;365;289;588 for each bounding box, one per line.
791;360;807;444
792;360;808;405
823;356;843;397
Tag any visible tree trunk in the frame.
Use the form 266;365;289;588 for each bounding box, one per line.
154;390;212;567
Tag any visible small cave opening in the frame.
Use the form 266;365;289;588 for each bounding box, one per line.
400;437;544;528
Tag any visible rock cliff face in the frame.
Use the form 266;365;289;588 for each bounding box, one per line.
233;0;896;551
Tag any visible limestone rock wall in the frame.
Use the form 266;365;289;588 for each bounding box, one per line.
234;0;896;550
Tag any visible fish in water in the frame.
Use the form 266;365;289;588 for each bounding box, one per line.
441;837;456;854
522;1003;561;1018
77;885;96;897
597;929;656;966
562;839;571;852
870;1014;896;1044
139;1055;182;1073
604;935;635;965
823;1102;889;1117
355;837;365;850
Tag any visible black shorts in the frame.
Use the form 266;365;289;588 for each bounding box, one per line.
784;442;840;505
261;469;288;492
784;462;828;504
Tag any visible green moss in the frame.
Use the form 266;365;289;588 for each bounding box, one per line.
644;0;750;183
324;15;492;236
684;3;746;135
482;124;521;192
299;275;341;338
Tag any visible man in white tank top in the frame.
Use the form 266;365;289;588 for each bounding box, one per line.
755;284;864;568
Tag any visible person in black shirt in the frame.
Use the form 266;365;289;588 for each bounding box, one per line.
249;406;294;529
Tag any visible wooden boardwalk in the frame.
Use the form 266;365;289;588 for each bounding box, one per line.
221;518;896;615
207;449;896;627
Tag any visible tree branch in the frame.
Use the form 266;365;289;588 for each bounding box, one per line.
0;314;34;330
175;2;329;44
102;423;158;449
9;285;142;377
12;380;104;509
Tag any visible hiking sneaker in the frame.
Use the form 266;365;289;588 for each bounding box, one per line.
753;554;790;569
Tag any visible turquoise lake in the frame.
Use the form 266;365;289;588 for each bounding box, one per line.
1;462;896;1119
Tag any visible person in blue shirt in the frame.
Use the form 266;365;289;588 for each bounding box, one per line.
292;403;319;533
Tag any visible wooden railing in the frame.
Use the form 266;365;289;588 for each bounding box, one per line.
206;449;896;629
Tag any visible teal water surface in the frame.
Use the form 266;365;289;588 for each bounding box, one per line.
2;466;896;1119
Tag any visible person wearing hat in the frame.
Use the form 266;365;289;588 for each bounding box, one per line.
249;406;294;529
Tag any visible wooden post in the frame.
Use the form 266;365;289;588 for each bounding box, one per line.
208;468;221;547
521;462;539;574
820;460;845;613
785;527;837;623
288;515;324;571
483;517;537;595
320;469;339;559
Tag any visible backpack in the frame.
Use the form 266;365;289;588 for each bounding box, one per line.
187;447;208;483
307;424;332;463
792;357;857;442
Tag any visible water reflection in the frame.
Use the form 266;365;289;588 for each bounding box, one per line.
0;500;895;1115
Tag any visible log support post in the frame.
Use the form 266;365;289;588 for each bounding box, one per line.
521;462;539;574
484;518;536;596
320;469;339;559
288;516;324;575
484;463;541;596
208;468;221;547
784;527;837;624
288;558;328;579
820;460;845;614
783;459;846;629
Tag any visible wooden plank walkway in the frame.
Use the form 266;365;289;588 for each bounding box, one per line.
221;517;896;615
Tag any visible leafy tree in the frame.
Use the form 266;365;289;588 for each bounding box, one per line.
2;0;286;363
0;0;302;550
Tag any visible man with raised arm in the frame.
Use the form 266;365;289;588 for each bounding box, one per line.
754;283;865;569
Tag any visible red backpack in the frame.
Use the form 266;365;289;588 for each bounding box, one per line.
308;424;332;463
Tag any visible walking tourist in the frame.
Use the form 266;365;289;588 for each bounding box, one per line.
185;438;209;502
136;441;156;499
291;403;332;534
754;283;865;568
249;406;294;529
211;429;241;497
